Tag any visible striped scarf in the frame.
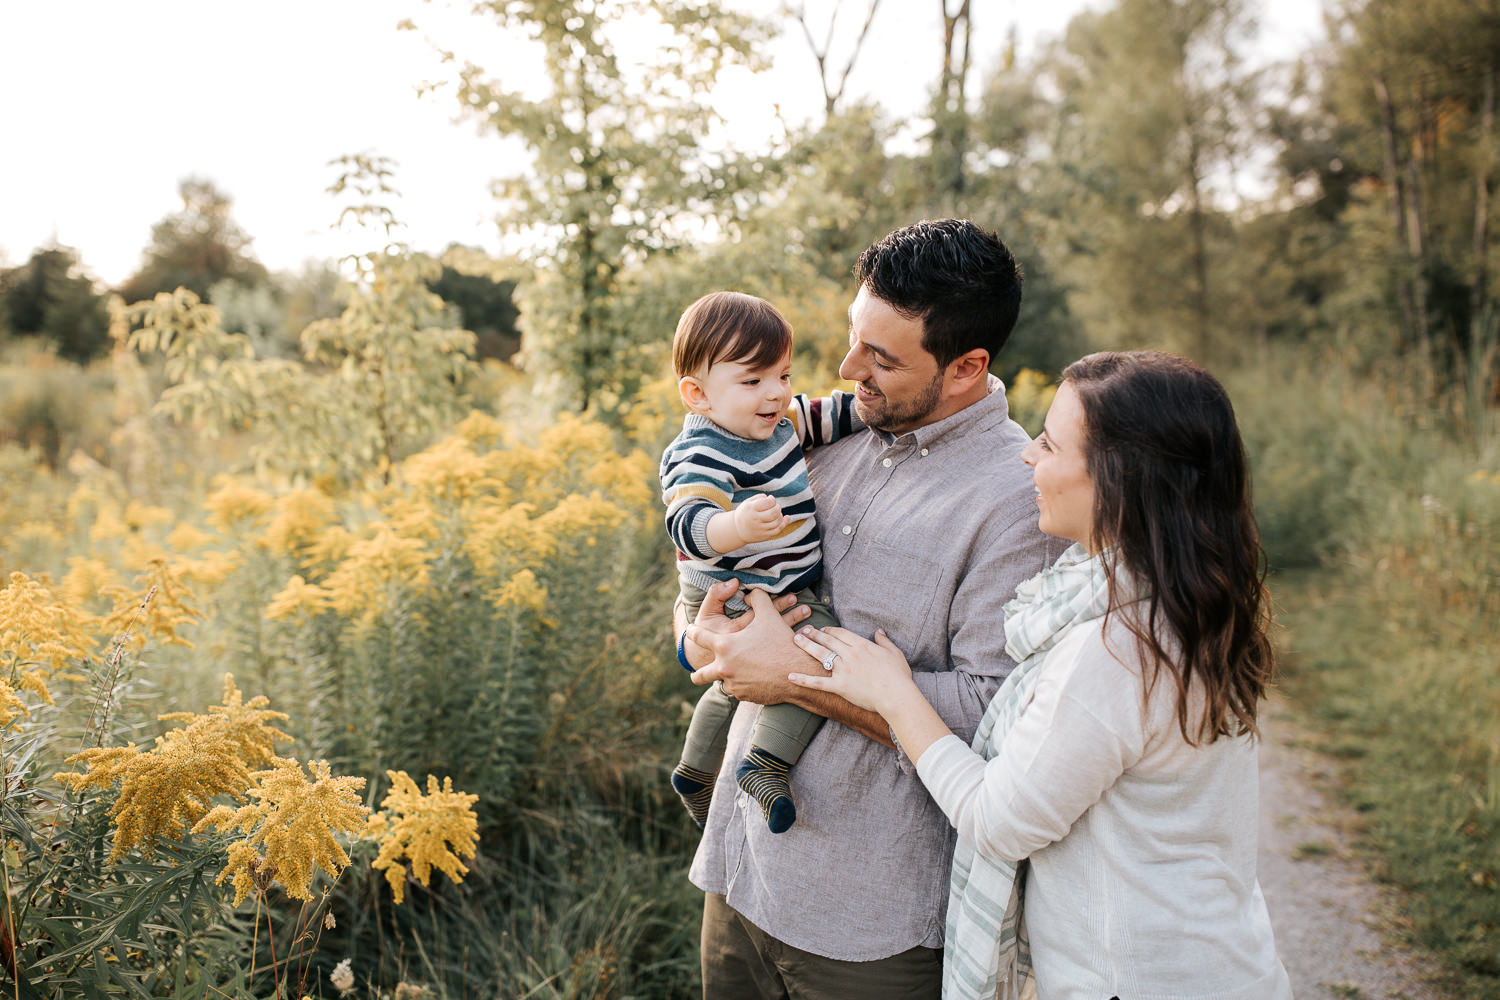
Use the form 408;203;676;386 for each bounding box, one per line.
943;543;1112;1000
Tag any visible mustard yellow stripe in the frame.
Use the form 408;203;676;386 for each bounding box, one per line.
666;483;732;509
771;518;804;540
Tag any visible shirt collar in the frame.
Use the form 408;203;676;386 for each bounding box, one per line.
872;374;1013;452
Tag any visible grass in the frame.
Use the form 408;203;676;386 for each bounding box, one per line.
1291;841;1335;861
1229;342;1499;996
1271;568;1499;997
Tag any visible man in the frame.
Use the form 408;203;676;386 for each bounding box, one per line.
679;218;1056;998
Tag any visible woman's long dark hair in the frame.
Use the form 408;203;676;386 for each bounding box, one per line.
1063;351;1273;744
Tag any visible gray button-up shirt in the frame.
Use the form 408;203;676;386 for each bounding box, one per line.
689;375;1056;961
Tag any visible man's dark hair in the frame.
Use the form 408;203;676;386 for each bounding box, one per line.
854;218;1022;367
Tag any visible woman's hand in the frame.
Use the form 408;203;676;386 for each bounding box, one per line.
788;625;920;717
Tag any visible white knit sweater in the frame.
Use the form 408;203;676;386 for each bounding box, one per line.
916;617;1293;1000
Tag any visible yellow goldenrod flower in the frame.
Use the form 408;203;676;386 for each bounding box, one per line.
0;571;97;711
486;569;549;616
320;526;431;621
213;839;265;908
453;410;505;446
264;575;333;621
195;757;368;905
383;496;443;544
536;492;628;543
204;478;274;532
462;502;555;582
263;488;339;562
64;482;106;525
122;501;175;531
118;534;171;573
56;675;292;861
583;449;656;511
13;521;63;548
399;436;500;503
167;522;218;551
539;413;607;468
100;559;205;649
302;523;356;568
60;558;119;616
89;502;129;543
367;771;479;905
619;375;679;446
175;550;243;587
0;680;27;730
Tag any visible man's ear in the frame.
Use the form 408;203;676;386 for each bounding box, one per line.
679;375;710;412
946;349;991;392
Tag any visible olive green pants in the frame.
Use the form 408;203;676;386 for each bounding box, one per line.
700;893;942;1000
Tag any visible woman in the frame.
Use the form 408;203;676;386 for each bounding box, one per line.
789;351;1292;1000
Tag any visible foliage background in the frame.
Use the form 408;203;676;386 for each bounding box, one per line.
2;0;1498;996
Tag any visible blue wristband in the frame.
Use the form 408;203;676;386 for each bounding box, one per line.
676;630;694;672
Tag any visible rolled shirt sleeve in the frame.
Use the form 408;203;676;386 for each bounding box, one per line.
911;497;1058;745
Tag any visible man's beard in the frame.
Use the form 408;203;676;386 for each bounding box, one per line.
854;369;944;433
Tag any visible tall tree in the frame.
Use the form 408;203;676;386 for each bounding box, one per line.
118;253;477;488
117;178;269;305
789;0;885;120
930;0;973;197
0;245;111;363
1006;0;1257;360
424;1;770;415
1318;0;1500;383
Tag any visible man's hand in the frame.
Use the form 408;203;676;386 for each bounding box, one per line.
678;583;894;747
675;579;808;671
687;587;811;704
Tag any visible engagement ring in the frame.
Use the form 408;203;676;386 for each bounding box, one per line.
821;650;839;672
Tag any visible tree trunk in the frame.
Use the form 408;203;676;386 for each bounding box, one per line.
578;217;599;413
793;0;884;121
1188;165;1210;360
934;0;972;196
1473;61;1495;336
1374;74;1429;362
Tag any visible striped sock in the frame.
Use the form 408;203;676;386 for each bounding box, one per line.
735;748;796;834
670;762;716;830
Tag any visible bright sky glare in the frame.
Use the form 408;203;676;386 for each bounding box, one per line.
0;0;1325;287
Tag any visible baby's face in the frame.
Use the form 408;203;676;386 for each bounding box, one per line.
690;349;793;440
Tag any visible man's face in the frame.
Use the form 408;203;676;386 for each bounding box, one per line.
838;286;945;434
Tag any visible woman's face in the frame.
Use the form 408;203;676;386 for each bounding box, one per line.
1021;381;1096;549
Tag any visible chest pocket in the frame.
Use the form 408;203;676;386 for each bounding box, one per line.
828;541;947;665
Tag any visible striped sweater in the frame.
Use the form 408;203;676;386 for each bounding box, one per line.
661;391;860;597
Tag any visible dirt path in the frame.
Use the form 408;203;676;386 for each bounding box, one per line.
1258;696;1450;999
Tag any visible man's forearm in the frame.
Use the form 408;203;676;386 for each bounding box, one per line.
718;640;895;747
780;684;894;748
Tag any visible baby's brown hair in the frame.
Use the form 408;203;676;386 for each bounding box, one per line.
672;291;793;378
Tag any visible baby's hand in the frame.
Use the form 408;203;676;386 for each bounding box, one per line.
733;494;788;544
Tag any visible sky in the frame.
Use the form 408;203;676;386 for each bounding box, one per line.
0;0;1327;288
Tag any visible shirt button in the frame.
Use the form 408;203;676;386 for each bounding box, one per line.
920;448;930;456
881;458;893;468
841;525;852;535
